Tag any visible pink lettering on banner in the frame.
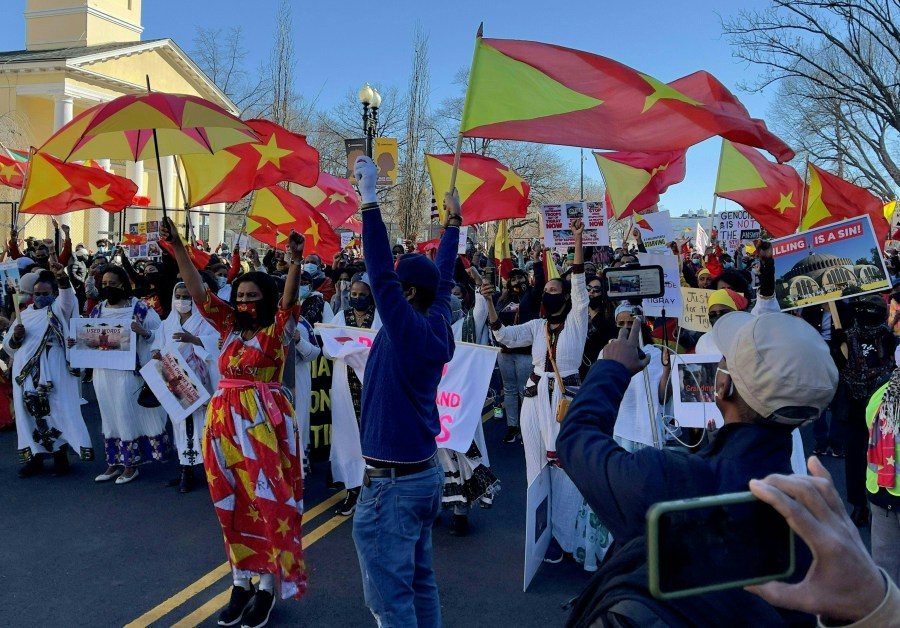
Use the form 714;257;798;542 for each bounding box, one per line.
442;364;449;376
813;221;864;246
773;236;807;257
358;335;373;347
436;414;453;442
436;391;461;408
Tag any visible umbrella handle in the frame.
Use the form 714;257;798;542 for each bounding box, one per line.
145;75;167;221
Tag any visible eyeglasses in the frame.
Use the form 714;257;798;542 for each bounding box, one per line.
587;286;603;293
708;309;730;323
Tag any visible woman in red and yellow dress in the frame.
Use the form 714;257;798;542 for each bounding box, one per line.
161;218;306;628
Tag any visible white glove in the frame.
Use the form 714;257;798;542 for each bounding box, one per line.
353;156;378;205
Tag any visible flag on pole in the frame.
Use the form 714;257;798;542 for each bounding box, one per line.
544;249;560;281
291;172;359;228
593;150;686;219
695;223;710;253
494;219;513;280
802;164;888;243
0;148;29;188
883;199;897;223
182;118;320;206
426;153;530;224
459;36;793;161
713;140;806;238
247;185;341;259
19;152;137;215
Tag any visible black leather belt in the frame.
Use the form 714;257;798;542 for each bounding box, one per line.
362;457;437;486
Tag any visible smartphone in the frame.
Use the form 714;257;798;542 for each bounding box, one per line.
603;265;665;300
647;491;795;600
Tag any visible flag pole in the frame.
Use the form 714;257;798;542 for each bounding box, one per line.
171;155;192;239
146;75;168;223
449;23;484;200
448;133;464;199
708;139;725;247
796;155;811;233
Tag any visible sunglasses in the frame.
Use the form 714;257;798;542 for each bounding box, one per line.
708;309;730;323
587;286;603;293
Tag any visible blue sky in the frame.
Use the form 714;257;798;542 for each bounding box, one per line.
3;0;779;216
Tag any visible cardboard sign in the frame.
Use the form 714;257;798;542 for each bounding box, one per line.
69;318;136;370
635;210;674;253
637;252;683;317
717;209;761;254
772;215;890;311
541;201;609;249
524;465;552;592
140;346;211;422
680;288;715;332
670;353;724;428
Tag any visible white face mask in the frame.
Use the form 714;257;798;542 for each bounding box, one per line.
173;299;192;314
216;276;227;289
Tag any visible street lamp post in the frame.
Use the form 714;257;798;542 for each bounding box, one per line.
358;82;381;158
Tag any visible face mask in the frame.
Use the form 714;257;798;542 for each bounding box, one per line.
173;299;192;314
723;261;734;269
299;285;311;299
235;301;259;328
542;292;567;316
691;258;701;266
588;296;604;309
216;276;227;289
302;263;319;276
33;295;55;309
145;274;157;286
349;295;372;311
101;286;126;304
97;247;107;254
339;280;350;290
856;310;884;327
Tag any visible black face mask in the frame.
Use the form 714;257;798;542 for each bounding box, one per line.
892;292;900;303
589;296;604;309
101;286;126;304
856;310;884;327
542;292;568;317
349;295;372;311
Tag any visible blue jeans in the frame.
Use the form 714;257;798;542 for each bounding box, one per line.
498;352;532;428
352;464;443;627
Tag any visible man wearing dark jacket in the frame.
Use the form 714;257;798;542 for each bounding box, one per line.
558;311;839;625
351;155;457;628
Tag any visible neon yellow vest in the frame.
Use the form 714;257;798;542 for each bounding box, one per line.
865;383;900;498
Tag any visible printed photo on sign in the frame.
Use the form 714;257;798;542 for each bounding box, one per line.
771;215;890;311
140;347;211;423
565;203;584;219
0;259;21;312
68;318;136;370
541;201;609;249
670;354;723;428
636;210;674;253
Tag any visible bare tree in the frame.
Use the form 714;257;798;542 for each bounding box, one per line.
191;26;269;117
723;0;900;198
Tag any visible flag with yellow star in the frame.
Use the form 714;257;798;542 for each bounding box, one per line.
247;185;341;259
289;171;359;229
181;118;320;206
425;153;530;224
0;148;28;188
19;151;137;215
459;36;794;162
714;140;805;239
593;150;686;219
803;163;887;243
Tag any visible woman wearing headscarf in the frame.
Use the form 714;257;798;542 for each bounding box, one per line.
327;272;382;517
88;265;167;485
150;282;220;493
161;217;307;628
482;219;588;563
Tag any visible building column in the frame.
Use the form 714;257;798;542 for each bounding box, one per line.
126;161;145;224
84;159;112;249
53;95;74;228
160;156;175;210
208;203;226;250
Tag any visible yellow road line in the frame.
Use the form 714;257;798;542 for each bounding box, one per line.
124;490;347;628
171;514;352;628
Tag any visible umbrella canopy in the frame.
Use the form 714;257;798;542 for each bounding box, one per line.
39;92;256;162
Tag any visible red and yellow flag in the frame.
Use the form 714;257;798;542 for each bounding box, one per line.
20;152;137;215
493;219;513;280
594;150;686;219
426;153;530;224
714;140;805;238
290;172;359;228
182;119;320;206
0;148;29;188
247;185;341;259
802;164;888;243
460;36;793;162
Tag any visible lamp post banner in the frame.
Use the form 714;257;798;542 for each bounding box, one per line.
344;138;367;183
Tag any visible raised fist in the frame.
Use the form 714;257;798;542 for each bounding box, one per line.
353;155;378;205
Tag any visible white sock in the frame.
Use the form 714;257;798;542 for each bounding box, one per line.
234;577;251;591
258;574;275;593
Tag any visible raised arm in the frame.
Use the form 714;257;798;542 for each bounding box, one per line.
160;217;209;304
279;231;305;310
432;191;463;320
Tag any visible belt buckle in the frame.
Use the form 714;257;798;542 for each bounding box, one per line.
363;471;371;488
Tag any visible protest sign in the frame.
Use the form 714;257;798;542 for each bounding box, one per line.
541;201;609;249
680;287;715;332
69;318;136;370
635;210;673;253
0;259;21;314
126;220;162;258
524;465;552;592
316;324;498;454
140;346;210;422
670;354;723;428
637;252;683;317
340;231;353;250
772;215;890;311
716;209;761;254
308;352;333;463
458;226;469;255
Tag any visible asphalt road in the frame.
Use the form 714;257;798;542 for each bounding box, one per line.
0;386;859;628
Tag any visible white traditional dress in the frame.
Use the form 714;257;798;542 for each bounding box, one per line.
91;297;169;465
492;271;589;553
324;307;382;490
10;286;92;462
150;290;220;466
293;316;321;468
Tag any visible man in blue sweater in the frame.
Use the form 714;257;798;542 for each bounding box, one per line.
351;155;458;628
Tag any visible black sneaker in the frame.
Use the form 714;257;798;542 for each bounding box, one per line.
18;457;43;479
51;450;70;477
335;488;359;516
218;584;255;626
543;537;564;563
449;514;469;536
241;589;275;628
502;427;521;444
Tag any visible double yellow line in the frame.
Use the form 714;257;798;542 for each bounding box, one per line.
125;491;351;628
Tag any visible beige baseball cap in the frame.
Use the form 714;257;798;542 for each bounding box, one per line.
710;311;839;425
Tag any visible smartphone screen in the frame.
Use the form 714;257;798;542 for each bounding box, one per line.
647;492;794;599
604;265;665;300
